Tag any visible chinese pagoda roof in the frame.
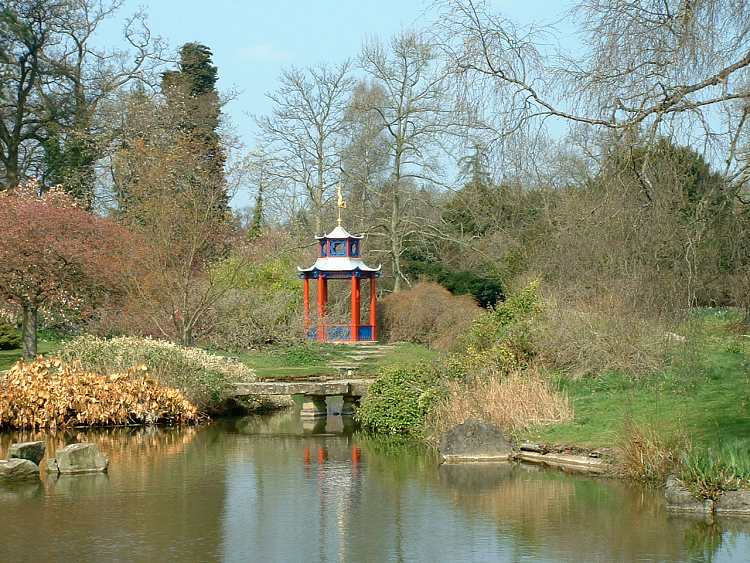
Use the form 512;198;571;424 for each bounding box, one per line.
297;257;381;274
314;225;364;240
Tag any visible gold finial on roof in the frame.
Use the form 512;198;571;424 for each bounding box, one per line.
336;184;347;226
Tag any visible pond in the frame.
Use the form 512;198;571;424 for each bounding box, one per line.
1;412;749;562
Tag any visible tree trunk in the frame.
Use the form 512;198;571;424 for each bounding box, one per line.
391;150;403;292
181;325;193;347
5;149;19;190
21;303;37;359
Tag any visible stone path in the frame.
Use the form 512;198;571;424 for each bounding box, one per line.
327;343;396;375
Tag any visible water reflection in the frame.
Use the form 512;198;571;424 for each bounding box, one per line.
0;412;748;562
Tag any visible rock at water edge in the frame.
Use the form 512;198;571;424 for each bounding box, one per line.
439;419;512;462
47;443;108;475
0;459;40;481
716;490;750;515
9;441;46;465
665;475;713;513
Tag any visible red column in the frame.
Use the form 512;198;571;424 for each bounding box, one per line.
369;277;377;341
303;277;310;333
317;276;326;342
351;275;360;342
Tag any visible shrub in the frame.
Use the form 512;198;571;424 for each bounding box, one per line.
537;288;668;377
445;280;541;378
207;288;303;350
206;247;304;350
58;336;255;411
0;358;197;429
616;419;680;484
404;255;504;307
426;365;573;442
0;318;21;350
356;363;441;436
381;282;482;350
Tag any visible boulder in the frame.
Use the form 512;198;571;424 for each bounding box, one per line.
46;443;108;475
0;458;40;481
716;490;750;515
439;419;512;463
665;475;713;513
9;441;45;465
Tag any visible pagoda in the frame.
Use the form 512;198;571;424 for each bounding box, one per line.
297;189;381;342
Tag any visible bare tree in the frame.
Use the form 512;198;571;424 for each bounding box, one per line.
359;31;449;290
240;146;288;236
341;80;390;228
256;62;354;234
437;0;750;200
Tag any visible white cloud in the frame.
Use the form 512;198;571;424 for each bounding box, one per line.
237;43;291;63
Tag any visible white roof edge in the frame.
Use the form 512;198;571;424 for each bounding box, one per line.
314;225;364;239
297;257;382;272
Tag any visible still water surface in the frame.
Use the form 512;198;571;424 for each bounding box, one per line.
1;412;749;562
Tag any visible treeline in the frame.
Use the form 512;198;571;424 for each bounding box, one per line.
1;0;749;359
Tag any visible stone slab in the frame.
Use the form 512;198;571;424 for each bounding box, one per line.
517;452;608;474
230;379;373;398
664;475;713;513
441;454;512;463
716;490;750;515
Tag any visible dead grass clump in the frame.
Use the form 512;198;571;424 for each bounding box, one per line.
427;365;573;440
616;419;680;483
538;291;668;377
0;358;198;429
382;282;483;350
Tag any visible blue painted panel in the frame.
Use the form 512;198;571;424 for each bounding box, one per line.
329;239;347;257
358;326;373;341
326;326;351;341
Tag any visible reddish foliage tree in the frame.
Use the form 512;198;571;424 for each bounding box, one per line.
0;180;139;358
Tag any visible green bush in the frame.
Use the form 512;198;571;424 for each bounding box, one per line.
58;335;255;411
356;363;441;436
403;252;504;307
445;280;541;378
0;318;21;350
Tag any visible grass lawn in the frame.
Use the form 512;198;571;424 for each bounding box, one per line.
231;341;438;379
522;311;750;449
0;336;63;371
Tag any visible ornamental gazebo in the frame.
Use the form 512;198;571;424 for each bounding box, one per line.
297;222;381;343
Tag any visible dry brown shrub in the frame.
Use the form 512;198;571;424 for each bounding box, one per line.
537;288;669;377
381;282;482;350
0;358;198;429
427;365;573;440
616;419;681;483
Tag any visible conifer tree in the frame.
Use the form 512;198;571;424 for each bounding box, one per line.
162;42;229;220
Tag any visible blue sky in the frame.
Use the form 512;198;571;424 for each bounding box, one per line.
105;1;575;206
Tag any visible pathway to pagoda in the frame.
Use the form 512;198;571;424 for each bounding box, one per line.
228;343;396;418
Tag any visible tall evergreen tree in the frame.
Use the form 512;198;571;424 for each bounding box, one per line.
162;42;229;219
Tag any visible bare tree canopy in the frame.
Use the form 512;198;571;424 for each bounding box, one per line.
256;62;354;234
437;0;750;194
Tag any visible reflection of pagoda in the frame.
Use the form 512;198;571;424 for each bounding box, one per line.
297;189;381;343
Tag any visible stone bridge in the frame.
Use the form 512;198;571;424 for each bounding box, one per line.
229;380;373;418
